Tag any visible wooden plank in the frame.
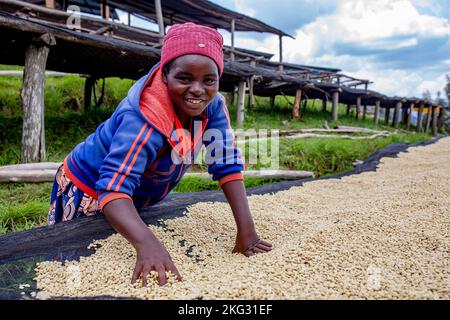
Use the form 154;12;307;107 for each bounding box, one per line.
236;80;246;126
292;88;302;119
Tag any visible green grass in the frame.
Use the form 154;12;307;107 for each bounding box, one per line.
0;69;437;234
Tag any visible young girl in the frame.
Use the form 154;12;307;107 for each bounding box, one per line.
48;23;272;287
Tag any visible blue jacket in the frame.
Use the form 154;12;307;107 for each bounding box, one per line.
64;63;243;210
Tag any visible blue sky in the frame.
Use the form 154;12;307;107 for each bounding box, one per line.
211;0;450;100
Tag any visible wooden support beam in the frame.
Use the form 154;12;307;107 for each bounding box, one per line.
438;106;445;132
84;76;94;111
417;103;424;132
374;100;380;124
406;103;414;131
21;35;55;163
100;0;110;20
154;0;165;43
363;105;367;120
322;99;327;113
236;80;246;126
247;60;256;108
384;108;390;125
425;106;432;133
269;96;276;108
346;104;351;116
230;18;235;61
45;0;55;9
355;96;362;120
431;106;438;136
279;34;283;64
393;101;402;128
332;91;339;122
292;88;302;119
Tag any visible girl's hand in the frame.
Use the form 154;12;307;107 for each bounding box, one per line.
232;232;273;257
132;238;182;287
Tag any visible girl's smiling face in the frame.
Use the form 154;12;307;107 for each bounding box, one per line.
163;54;219;122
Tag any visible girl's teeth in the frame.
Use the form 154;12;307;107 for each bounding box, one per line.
188;99;201;104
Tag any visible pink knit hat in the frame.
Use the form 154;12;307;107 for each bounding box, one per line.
160;22;224;76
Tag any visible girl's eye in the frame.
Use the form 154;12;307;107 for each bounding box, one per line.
205;79;217;85
177;77;191;83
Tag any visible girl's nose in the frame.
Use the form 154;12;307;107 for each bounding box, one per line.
189;82;204;96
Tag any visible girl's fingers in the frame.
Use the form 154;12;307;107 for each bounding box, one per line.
256;243;273;251
252;247;266;254
156;266;167;286
142;266;151;287
259;240;272;248
131;264;142;285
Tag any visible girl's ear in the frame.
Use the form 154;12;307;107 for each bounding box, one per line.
162;71;168;84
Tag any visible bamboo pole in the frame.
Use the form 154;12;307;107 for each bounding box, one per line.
374;100;380;124
292;88;302;119
236;80;246;126
332;91;339;122
417;103;424;132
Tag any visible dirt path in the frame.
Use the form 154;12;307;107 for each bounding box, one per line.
35;137;450;299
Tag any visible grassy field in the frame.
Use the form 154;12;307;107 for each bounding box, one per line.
0;66;436;234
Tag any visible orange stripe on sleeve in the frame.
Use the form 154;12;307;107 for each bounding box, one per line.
99;192;132;210
218;173;244;188
114;127;154;192
107;123;148;191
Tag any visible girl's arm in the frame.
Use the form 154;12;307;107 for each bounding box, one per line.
221;180;272;256
102;198;182;286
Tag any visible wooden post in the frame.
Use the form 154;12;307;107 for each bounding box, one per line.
438;106;445;132
374;100;380;124
417;103;424;132
100;0;110;20
270;96;275;108
236;80;246;126
346;104;351;116
84;76;94;111
155;0;165;44
292;88;302;119
128;12;131;26
279;34;283;64
407;103;413;131
401;105;408;125
21;35;55;163
425;106;431;133
384;108;390;125
45;0;55;9
393;101;402;128
230;19;235;61
226;91;235;108
363;105;367;120
248;60;256;107
322;99;327;113
332;91;339;122
355;96;361;120
431;106;438;136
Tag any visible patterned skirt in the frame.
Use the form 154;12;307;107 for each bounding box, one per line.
48;165;101;225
